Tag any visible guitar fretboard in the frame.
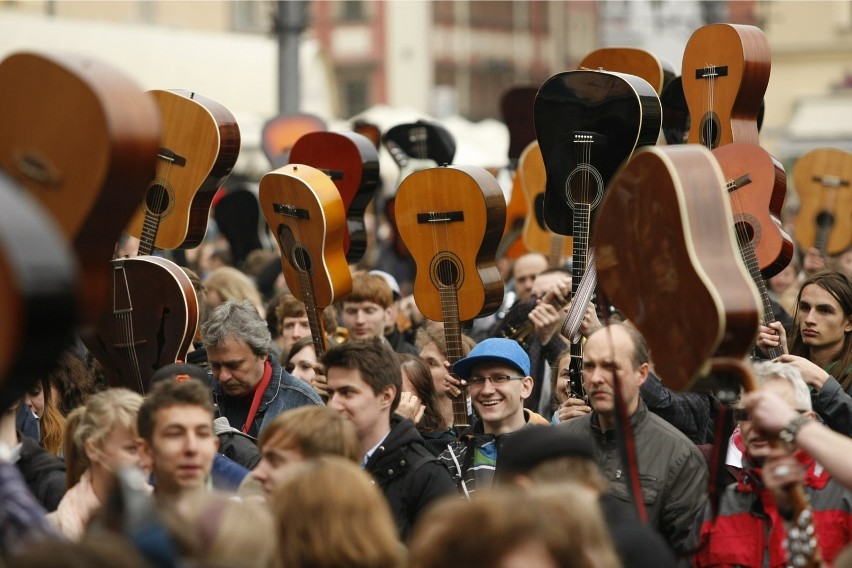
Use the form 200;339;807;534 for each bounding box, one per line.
440;282;469;430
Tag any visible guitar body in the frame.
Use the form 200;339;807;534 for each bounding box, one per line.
259;164;352;309
713;142;793;278
82;256;198;394
660;76;690;145
579;47;668;95
518;141;573;264
499;171;531;260
500;85;539;165
383;121;456;170
534;69;661;236
793;148;852;256
289;131;380;264
125;89;241;252
395;166;505;322
262;113;327;169
0;51;160;328
594;146;760;391
681;23;770;149
0;172;78;410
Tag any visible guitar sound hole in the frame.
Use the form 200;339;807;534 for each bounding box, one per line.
565;164;604;209
431;252;463;289
145;183;171;215
733;221;756;245
699;112;721;150
293;246;313;272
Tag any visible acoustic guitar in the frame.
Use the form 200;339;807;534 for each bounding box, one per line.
260;164;352;360
579;47;672;95
535;69;660;392
681;23;770;149
289;131;380;265
792;148;852;257
516;141;573;268
713;142;793;358
0;171;78;411
0;51;160;329
124;89;241;255
261;113;327;169
82;255;198;394
395;166;505;429
594;144;821;567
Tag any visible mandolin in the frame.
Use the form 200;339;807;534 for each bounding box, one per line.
516;141;573;268
0;171;78;411
260;164;353;361
261;113;326;169
713;142;793;358
681;23;770;150
594;144;821;567
535;69;660;394
289;131;380;265
82;255;199;394
394;166;505;429
792;148;852;257
0;51;160;329
125;89;241;255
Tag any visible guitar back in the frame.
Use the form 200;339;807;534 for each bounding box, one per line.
792;148;852;256
125;89;240;252
534;69;661;236
289;131;380;264
259;164;352;308
518;141;573;261
0;51;160;328
681;24;770;149
395;166;505;322
594;146;760;391
580;47;667;95
262;113;327;169
82;256;198;394
0;172;78;410
500;85;539;165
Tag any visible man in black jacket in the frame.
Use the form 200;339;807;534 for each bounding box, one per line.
322;339;456;540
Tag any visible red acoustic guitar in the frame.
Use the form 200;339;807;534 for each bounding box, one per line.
793;148;852;257
395;165;505;430
681;23;770;150
0;171;78;411
289;131;380;265
125;89;241;255
260;164;353;360
0;51;160;329
594;144;821;567
82;255;199;394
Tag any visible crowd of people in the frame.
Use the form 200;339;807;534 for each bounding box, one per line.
1;205;851;567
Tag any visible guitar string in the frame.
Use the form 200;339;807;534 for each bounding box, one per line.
705;61;714;149
116;264;144;393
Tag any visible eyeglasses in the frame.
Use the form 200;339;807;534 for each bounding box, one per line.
734;408;808;421
466;374;526;386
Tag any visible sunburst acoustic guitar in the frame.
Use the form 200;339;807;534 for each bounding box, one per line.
260;164;353;361
0;51;160;329
394;165;505;430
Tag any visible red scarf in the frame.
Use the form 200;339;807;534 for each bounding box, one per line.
242;360;273;434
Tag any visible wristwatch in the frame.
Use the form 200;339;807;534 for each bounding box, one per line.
779;414;809;451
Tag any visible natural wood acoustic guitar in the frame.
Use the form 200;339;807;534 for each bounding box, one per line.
792;148;852;257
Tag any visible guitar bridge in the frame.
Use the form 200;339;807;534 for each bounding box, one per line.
812;175;850;189
694;66;729;79
273;202;310;220
417;211;464;224
157;148;187;167
573;131;606;146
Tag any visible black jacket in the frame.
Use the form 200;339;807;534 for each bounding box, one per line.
17;436;66;512
364;415;456;540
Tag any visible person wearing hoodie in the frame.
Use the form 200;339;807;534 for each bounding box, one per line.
437;338;549;499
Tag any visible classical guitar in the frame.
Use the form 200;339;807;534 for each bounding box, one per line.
82;255;199;394
792;148;852;257
713;142;793;358
535;69;661;390
681;23;770;149
260;164;353;360
395;166;505;429
289;131;380;265
594;144;820;567
517;140;572;268
579;47;671;95
125;89;241;255
0;51;160;329
0;171;78;411
261;113;326;169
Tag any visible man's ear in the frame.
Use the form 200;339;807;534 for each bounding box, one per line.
519;376;534;400
380;385;396;409
636;362;650;386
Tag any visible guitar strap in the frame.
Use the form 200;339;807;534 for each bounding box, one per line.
242;360;273;435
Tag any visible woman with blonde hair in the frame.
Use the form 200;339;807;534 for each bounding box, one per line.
271;456;403;568
48;388;146;540
203;265;265;320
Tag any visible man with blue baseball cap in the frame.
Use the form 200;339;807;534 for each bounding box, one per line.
437;338;549;498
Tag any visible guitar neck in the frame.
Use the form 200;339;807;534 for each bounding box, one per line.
736;235;782;359
568;204;592;387
441;284;469;430
297;269;329;359
548;233;565;269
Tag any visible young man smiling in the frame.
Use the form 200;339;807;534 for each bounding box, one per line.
322;339;455;540
437;337;549;499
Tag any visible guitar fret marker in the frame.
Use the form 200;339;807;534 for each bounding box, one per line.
417;211;464;224
273;202;310;220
